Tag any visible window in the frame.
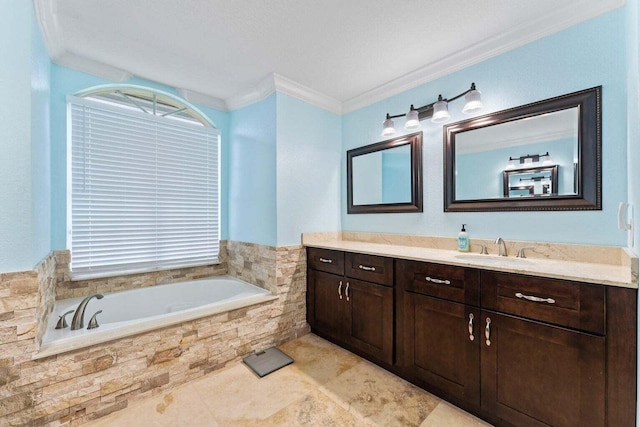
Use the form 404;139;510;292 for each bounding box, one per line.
67;87;220;279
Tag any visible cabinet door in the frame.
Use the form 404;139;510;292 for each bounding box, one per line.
481;311;605;427
345;279;394;364
309;269;346;341
403;292;480;406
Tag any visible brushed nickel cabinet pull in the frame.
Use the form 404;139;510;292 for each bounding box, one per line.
485;317;492;346
468;313;475;341
425;276;451;285
319;257;333;264
338;281;343;300
515;292;556;304
358;265;376;271
345;282;350;301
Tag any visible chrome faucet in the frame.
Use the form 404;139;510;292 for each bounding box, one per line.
495;237;508;257
71;294;103;330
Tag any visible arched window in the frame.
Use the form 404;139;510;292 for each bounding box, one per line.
67;85;220;279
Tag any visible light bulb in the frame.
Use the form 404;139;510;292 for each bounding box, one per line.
431;96;450;123
381;116;396;137
404;106;420;130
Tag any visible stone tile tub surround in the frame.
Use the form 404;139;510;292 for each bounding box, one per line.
303;231;639;288
0;240;308;426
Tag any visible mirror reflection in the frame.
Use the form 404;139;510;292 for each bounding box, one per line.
347;132;422;214
444;86;601;212
352;144;411;205
455;108;578;200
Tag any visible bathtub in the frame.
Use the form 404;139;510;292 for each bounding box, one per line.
35;276;278;359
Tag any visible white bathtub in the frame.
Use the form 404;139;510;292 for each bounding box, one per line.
35;276;277;359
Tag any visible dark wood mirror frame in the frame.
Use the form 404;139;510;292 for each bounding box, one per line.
444;86;601;212
347;131;423;214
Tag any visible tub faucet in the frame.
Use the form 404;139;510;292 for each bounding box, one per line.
71;294;103;330
495;237;508;257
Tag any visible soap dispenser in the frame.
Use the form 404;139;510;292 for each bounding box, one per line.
458;224;470;252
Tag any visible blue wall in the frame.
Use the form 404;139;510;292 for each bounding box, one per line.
228;95;277;245
276;93;341;245
49;66;230;250
342;8;628;246
31;6;52;266
0;1;51;271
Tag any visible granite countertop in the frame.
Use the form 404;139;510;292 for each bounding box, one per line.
303;233;639;289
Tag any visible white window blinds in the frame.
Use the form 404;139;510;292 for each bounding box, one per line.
67;95;220;280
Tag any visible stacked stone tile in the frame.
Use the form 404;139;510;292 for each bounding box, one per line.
0;241;309;426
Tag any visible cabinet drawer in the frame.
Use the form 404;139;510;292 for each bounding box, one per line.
481;271;605;335
345;252;393;286
396;259;480;306
307;247;344;275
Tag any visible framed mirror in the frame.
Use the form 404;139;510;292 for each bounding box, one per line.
444;86;601;211
347;131;422;214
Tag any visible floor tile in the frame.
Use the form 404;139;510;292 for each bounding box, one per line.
231;388;376;427
191;362;317;425
278;333;362;385
83;334;495;426
420;401;494;427
86;383;218;427
320;359;441;427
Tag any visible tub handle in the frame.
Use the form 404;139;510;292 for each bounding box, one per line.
55;310;74;329
87;310;103;330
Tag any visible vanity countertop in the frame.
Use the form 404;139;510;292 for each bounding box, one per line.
303;233;639;289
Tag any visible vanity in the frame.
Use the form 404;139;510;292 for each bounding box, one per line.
304;234;637;427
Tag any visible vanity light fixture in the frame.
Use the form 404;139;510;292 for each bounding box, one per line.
507;152;552;168
381;83;483;136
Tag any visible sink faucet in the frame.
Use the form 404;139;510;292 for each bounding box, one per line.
495;237;508;257
71;294;103;330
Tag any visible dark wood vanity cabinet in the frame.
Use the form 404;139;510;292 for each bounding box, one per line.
481;310;605;427
397;260;482;406
307;248;636;426
307;248;394;364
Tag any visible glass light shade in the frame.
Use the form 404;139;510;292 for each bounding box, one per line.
431;100;450;123
506;159;516;170
462;89;483;114
404;109;420;130
381;117;396;137
543;154;554;165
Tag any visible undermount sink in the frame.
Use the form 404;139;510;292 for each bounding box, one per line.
454;253;532;267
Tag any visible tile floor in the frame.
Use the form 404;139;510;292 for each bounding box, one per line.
87;334;492;426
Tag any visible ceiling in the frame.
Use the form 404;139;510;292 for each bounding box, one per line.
35;0;623;113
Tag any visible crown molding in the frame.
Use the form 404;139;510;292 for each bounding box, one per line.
33;0;65;60
34;0;132;82
224;73;342;114
224;74;276;111
272;74;342;115
342;0;624;114
54;52;132;82
458;129;577;155
177;88;228;111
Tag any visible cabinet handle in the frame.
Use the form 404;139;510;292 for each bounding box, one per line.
338;281;343;300
468;313;475;341
485;317;491;346
358;265;376;272
345;282;350;301
515;292;555;304
319;257;333;264
425;276;451;285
